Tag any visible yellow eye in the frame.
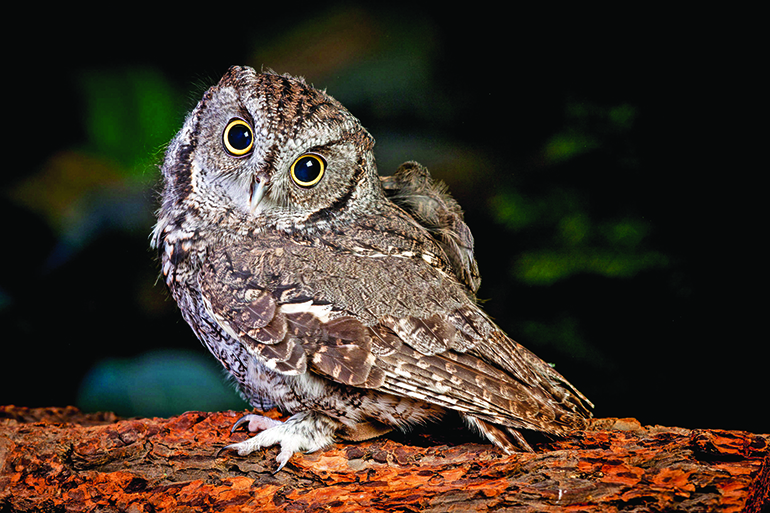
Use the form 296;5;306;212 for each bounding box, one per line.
290;154;326;187
223;118;254;156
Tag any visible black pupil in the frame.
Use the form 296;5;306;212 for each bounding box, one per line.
228;124;252;150
295;157;321;183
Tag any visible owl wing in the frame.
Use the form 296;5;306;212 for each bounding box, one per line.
199;238;591;435
382;162;481;293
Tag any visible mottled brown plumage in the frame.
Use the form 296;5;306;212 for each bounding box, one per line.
152;65;592;470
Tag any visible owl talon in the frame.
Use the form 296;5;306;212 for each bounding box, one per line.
274;450;292;474
222;411;339;471
231;413;283;433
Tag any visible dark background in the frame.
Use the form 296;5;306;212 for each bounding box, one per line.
2;7;763;434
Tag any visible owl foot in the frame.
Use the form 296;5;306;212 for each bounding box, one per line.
223;411;339;472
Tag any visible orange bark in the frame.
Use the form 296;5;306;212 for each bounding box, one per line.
1;406;767;512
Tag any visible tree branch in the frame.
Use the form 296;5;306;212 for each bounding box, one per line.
1;406;767;512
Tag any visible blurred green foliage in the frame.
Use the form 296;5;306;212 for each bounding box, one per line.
488;100;666;286
8;68;184;269
77;68;183;178
492;188;668;285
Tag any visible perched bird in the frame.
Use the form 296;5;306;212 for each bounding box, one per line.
152;66;592;471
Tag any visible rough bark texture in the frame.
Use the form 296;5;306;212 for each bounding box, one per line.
1;405;767;512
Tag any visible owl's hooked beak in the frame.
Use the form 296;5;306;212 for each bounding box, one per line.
249;178;268;213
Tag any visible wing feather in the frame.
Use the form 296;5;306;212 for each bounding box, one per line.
199;238;591;435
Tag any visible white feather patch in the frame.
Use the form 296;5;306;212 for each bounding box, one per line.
279;301;333;323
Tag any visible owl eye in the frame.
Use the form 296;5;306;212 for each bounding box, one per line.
290;154;326;187
223;118;254;156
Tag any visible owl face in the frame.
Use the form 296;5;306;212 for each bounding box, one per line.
171;67;381;233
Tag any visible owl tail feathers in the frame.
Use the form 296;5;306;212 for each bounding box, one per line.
463;414;535;454
223;411;339;472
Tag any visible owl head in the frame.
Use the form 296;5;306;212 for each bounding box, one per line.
158;66;382;236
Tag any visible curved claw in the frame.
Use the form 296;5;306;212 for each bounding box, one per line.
230;413;283;434
215;443;237;458
230;415;252;433
273;452;290;474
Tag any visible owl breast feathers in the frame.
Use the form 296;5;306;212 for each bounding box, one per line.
152;65;592;470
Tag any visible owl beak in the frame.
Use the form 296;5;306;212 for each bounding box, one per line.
249;179;268;212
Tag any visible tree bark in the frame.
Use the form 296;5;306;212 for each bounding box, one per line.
1;405;767;512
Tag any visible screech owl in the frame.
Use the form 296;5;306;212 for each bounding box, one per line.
152;65;592;471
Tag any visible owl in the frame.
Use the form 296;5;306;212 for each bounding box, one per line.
152;66;592;471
